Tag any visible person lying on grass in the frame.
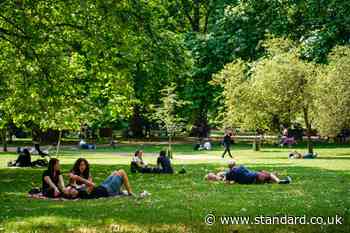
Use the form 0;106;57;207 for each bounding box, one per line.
289;151;318;159
42;158;74;198
68;158;95;192
205;160;291;184
63;169;135;199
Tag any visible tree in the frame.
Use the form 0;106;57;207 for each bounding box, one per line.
0;0;191;146
315;46;350;136
213;38;317;153
151;83;188;158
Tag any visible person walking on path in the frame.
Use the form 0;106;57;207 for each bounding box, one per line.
222;132;233;158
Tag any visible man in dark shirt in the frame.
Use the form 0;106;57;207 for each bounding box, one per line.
225;165;257;184
157;150;174;174
205;161;291;185
222;133;233;158
225;161;291;184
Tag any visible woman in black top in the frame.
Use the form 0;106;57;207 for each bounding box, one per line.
157;151;174;174
68;158;94;191
42;158;66;197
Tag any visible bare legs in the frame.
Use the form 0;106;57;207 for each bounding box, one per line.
113;169;133;194
269;173;280;183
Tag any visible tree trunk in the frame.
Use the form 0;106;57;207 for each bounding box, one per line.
168;133;173;159
129;105;145;138
303;107;314;154
253;133;261;151
191;104;210;138
56;130;62;157
193;0;200;32
2;128;7;152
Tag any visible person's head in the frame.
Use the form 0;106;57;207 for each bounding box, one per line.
159;150;166;157
228;160;236;169
63;186;79;199
72;158;90;179
22;148;30;157
205;172;223;181
48;158;60;176
135;150;143;158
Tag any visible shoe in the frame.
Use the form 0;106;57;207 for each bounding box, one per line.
178;168;186;174
279;176;292;184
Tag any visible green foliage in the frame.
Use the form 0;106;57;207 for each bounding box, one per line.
150;83;188;154
0;0;192;133
213;38;317;134
314;46;350;136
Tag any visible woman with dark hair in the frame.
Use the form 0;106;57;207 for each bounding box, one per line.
157;150;174;174
42;158;66;197
68;158;94;191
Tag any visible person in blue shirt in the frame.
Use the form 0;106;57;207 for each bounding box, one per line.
205;160;291;184
157;150;174;174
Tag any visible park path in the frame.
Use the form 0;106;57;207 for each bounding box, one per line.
0;145;224;163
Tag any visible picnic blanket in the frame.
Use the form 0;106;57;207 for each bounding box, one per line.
28;190;130;201
28;192;72;201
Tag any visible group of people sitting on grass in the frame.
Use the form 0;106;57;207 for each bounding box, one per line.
8;147;48;168
40;157;134;199
39;149;177;199
130;150;174;174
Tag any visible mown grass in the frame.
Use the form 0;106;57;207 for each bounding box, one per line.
0;143;349;233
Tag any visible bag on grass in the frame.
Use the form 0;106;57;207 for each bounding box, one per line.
28;187;42;195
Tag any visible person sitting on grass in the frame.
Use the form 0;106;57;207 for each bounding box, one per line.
42;158;70;197
156;150;174;174
68;158;95;192
74;169;135;199
8;148;32;167
289;151;318;159
205;160;291;184
130;150;154;173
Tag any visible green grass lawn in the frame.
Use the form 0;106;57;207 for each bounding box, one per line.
0;143;349;233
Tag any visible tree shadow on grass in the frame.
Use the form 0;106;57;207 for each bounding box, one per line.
0;164;349;233
316;156;350;160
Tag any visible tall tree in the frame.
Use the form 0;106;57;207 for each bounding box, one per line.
213;38;317;153
150;83;188;157
315;46;350;136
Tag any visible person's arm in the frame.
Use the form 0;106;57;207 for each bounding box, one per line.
69;173;95;186
44;176;60;195
58;175;65;191
133;157;144;168
225;180;235;184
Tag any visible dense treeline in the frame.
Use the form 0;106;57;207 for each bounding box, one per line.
1;0;350;145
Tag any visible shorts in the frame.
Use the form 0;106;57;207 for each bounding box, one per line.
255;171;271;183
100;175;123;196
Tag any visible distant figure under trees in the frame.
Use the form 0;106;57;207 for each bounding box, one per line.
222;132;233;158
